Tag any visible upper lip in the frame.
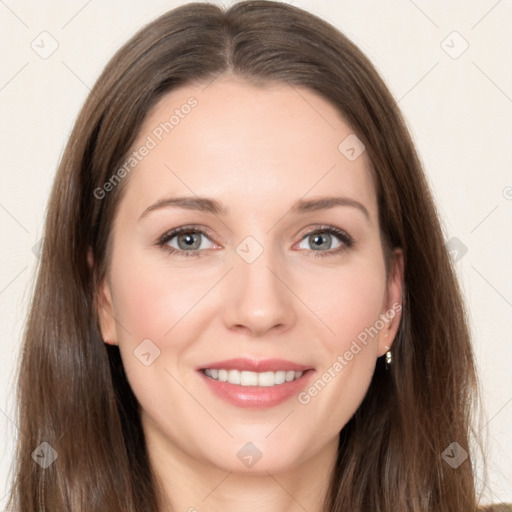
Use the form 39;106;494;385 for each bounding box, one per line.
197;358;314;372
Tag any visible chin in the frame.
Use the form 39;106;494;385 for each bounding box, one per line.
198;437;306;476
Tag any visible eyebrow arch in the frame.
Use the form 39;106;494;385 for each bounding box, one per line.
139;196;228;220
138;195;370;222
290;197;370;221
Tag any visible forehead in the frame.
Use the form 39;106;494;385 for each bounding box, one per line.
117;76;377;223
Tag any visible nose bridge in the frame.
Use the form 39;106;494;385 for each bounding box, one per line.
222;233;295;335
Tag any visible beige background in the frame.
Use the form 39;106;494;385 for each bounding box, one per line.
1;0;511;506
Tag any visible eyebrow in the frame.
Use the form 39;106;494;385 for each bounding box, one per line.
138;195;370;222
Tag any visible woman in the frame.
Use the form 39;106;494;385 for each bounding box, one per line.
6;1;508;511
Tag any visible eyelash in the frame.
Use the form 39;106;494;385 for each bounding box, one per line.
156;224;355;259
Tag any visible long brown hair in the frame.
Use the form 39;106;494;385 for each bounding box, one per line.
6;1;487;510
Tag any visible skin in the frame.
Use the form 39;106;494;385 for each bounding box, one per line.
96;74;403;512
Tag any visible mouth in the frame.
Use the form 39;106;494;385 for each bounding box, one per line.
196;358;315;409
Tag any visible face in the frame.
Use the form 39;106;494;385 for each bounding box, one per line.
96;75;403;475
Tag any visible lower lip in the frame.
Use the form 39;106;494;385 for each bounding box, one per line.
198;369;315;409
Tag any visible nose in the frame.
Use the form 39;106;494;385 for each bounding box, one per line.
222;246;297;337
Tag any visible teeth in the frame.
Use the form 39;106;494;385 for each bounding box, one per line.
203;369;304;386
241;370;258;386
228;369;241;385
285;370;295;382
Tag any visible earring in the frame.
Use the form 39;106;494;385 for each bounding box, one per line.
385;350;392;368
384;333;392;369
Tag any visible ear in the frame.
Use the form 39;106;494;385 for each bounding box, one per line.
97;278;118;346
88;246;118;346
377;248;404;357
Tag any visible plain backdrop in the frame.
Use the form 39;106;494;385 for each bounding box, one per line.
1;0;511;506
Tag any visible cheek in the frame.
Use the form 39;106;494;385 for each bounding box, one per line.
110;251;204;407
288;260;387;450
309;259;387;353
111;249;209;344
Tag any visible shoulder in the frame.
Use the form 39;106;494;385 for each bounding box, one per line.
479;505;512;512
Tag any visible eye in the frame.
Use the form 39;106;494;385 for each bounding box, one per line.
296;226;354;257
157;224;354;259
157;225;216;258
